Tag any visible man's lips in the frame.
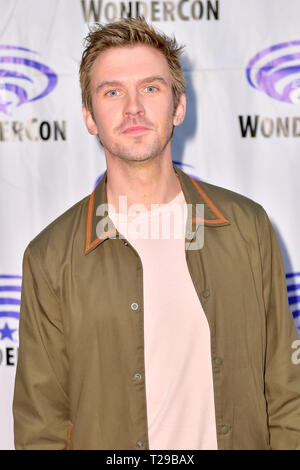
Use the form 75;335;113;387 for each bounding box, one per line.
123;126;150;134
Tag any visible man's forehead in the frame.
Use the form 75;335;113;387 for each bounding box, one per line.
91;44;171;83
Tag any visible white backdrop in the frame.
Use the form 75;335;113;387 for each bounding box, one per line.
0;0;299;449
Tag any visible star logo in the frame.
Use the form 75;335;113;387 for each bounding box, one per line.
0;322;17;341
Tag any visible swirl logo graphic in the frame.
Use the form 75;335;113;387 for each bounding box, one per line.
286;272;300;336
246;40;300;104
0;45;58;115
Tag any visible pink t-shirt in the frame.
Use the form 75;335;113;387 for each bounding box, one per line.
109;190;218;450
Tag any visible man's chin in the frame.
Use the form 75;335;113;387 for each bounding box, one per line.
111;153;158;163
104;144;164;163
102;131;173;163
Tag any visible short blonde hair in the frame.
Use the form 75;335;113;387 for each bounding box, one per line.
79;17;185;117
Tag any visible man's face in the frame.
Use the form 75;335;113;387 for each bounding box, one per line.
82;44;185;163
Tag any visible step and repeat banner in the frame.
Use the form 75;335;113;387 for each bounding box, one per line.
0;0;300;449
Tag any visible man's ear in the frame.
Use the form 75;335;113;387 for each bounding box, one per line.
82;106;98;135
173;93;186;127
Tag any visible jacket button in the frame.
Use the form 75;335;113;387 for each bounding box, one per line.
133;373;142;381
215;357;223;366
220;425;229;435
202;288;210;298
136;440;144;448
131;302;138;310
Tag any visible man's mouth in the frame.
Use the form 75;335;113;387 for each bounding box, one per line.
123;126;150;134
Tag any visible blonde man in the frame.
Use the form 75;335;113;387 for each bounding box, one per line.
13;17;300;450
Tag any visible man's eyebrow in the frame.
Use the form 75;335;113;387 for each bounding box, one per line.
138;75;169;86
95;75;169;93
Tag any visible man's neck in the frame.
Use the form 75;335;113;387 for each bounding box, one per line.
106;155;181;214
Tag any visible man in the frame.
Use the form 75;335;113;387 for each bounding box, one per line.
13;17;300;450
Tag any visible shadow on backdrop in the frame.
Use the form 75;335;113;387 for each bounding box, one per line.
270;219;300;337
172;54;198;176
271;219;293;274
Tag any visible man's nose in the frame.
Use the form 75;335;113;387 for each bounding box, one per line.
123;91;145;118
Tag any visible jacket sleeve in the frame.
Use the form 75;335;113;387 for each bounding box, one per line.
256;206;300;449
13;243;70;449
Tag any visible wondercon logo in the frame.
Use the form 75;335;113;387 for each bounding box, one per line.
0;274;21;367
0;45;58;116
286;272;300;336
246;40;300;104
0;275;21;341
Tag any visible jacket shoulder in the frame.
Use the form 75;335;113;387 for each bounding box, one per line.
27;194;90;257
200;178;261;209
195;178;264;223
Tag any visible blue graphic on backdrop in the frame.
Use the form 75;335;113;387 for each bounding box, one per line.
246;40;300;104
0;45;58;115
0;275;21;343
286;272;300;335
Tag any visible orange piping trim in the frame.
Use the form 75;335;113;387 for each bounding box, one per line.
85;189;96;253
66;424;72;450
85;190;118;253
87;229;118;251
86;175;229;252
189;177;229;224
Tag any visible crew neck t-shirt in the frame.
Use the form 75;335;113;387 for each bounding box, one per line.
108;190;218;450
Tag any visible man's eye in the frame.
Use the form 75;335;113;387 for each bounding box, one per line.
106;90;119;97
145;86;157;93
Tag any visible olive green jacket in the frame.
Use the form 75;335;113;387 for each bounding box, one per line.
13;164;300;450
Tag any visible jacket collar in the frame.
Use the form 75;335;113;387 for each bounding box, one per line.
85;163;230;255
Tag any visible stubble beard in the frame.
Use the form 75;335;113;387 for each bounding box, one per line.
99;116;174;164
